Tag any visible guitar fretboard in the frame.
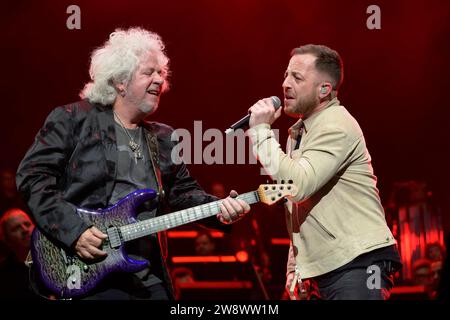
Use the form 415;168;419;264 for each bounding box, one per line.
119;191;259;242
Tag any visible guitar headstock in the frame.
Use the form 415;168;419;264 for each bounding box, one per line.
257;183;298;205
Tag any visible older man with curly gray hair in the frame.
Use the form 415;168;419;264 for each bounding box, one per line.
16;27;250;300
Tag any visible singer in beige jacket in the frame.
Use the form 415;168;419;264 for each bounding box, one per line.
247;44;400;300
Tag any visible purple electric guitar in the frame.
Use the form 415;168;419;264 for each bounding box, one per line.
30;184;297;298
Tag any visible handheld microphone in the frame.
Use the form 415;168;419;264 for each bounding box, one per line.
224;96;281;135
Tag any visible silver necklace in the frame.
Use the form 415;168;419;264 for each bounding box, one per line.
113;111;143;163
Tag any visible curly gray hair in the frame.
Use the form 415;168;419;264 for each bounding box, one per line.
80;27;170;105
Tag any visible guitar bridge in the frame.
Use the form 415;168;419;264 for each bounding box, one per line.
106;227;122;248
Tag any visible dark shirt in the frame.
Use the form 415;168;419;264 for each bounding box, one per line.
110;124;162;287
313;245;402;287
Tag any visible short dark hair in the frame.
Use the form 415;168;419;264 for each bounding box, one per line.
291;44;343;90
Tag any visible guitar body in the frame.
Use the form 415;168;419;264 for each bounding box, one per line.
30;184;296;298
30;189;158;298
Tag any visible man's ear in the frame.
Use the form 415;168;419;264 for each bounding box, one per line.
112;79;127;97
118;84;126;96
319;82;333;98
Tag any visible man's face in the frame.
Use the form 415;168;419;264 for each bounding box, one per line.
124;52;167;114
195;235;215;256
4;212;34;251
282;54;321;118
414;266;434;286
428;246;443;261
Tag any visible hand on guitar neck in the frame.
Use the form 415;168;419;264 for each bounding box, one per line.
217;190;251;225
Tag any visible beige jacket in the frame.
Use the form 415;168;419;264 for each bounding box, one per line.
247;98;396;279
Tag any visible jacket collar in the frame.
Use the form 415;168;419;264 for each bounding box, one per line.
302;97;340;132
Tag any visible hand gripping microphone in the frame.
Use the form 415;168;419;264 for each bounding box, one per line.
224;96;281;135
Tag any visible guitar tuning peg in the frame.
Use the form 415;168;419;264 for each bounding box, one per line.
273;180;277;184
288;180;293;184
281;180;285;184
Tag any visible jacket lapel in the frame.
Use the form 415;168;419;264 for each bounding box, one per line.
95;104;117;204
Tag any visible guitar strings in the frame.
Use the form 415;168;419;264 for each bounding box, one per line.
121;192;257;239
120;191;259;241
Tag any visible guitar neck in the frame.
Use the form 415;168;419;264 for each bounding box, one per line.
119;191;259;242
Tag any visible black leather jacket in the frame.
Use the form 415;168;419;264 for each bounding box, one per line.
16;99;229;297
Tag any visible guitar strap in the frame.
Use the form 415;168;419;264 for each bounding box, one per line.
144;127;164;201
143;126;169;262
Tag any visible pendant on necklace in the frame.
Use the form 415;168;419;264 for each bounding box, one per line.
129;140;139;152
134;149;143;160
129;141;143;162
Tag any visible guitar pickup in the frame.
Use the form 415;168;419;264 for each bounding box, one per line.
106;227;122;248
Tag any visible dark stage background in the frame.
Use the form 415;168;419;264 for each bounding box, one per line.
1;0;450;299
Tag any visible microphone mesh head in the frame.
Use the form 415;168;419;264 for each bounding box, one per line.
271;96;281;109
